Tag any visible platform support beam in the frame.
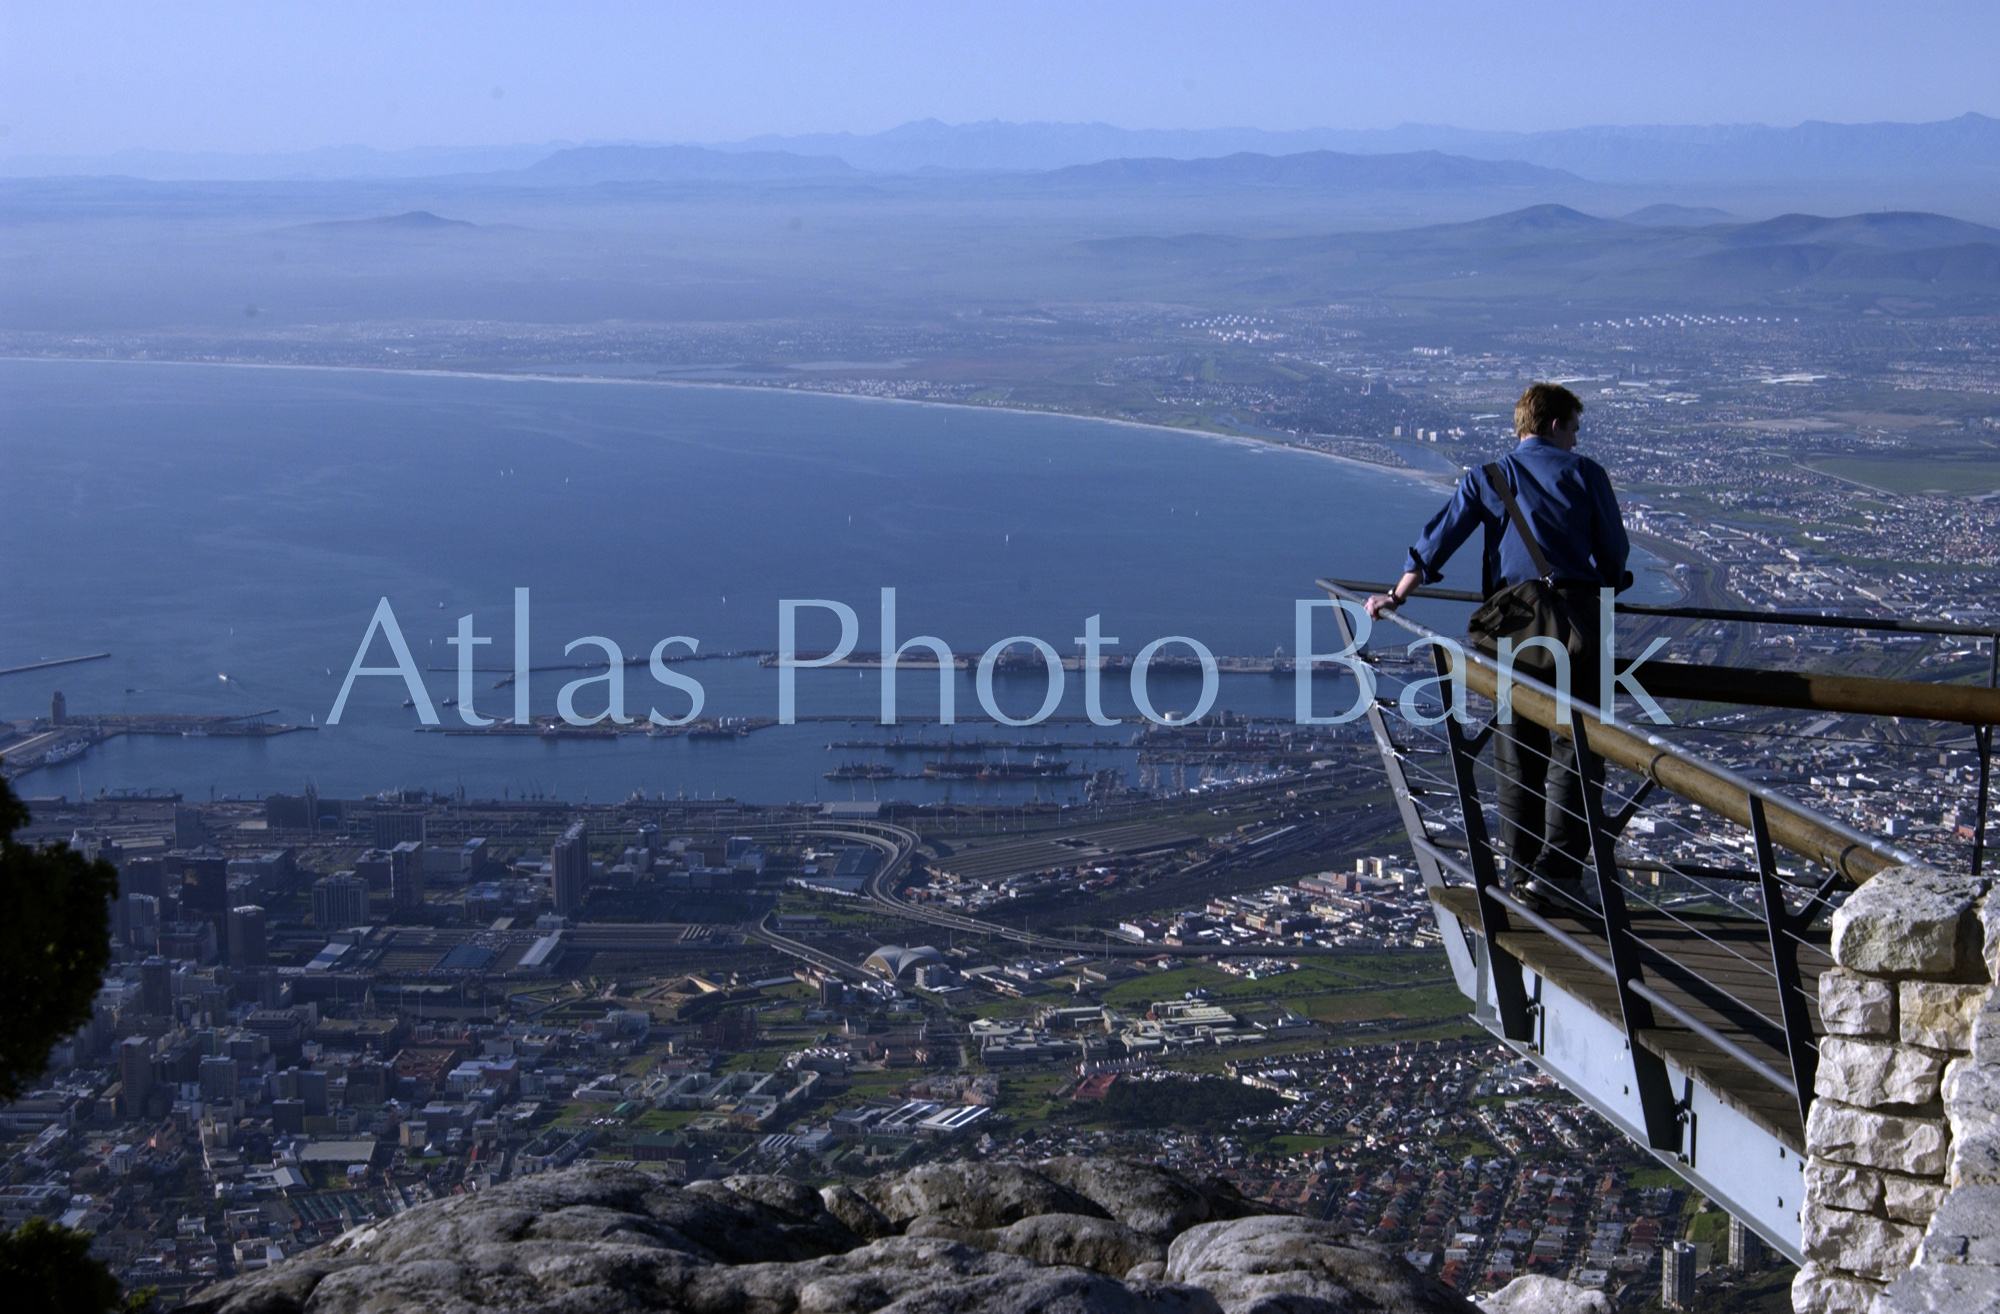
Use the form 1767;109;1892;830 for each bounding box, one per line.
1574;717;1685;1154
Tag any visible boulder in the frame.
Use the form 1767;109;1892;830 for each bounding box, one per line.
175;1259;348;1314
1166;1215;1481;1314
706;1235;1215;1314
1476;1275;1611;1314
1921;1184;2000;1266
177;1160;1478;1314
1036;1155;1269;1240
820;1183;896;1240
902;1211;1166;1276
177;1165;866;1313
860;1162;1109;1230
1874;1263;2000;1314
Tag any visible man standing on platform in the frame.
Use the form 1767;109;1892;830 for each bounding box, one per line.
1365;384;1632;910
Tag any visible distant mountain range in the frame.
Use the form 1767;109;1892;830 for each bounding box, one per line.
1030;150;1580;192
715;114;2000;183
513;145;859;184
1623;203;1735;226
1074;204;2000;305
7;113;1999;187
286;210;477;232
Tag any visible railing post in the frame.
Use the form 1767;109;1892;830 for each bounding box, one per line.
1573;716;1684;1153
1431;648;1534;1042
1749;795;1820;1133
1972;635;1997;878
1326;602;1480;999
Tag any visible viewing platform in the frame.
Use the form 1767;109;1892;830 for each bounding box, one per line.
1318;579;2000;1313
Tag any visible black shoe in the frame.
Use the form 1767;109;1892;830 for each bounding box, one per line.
1523;877;1600;918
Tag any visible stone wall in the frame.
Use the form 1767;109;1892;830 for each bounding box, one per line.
1790;865;2000;1314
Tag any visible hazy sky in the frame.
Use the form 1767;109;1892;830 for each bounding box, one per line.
4;0;1998;157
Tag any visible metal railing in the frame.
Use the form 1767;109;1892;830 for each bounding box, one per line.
1314;580;1947;1162
1326;577;2000;875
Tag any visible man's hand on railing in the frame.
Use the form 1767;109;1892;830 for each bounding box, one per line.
1365;571;1424;620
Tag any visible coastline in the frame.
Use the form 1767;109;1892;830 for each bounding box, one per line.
0;351;1461;491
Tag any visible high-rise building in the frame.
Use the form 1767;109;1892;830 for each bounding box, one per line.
352;848;393;890
139;954;171;1017
271;1098;305;1134
227;905;268;966
49;690;66;724
198;1055;238;1102
311;873;370;928
158;921;217;964
297;1068;330;1117
550;821;589;916
119;1036;154;1116
173;806;207;850
177;852;229;917
1728;1217;1765;1270
1663;1240;1698;1310
373;809;426;849
390;840;425;912
124;893;161;950
120;855;167;900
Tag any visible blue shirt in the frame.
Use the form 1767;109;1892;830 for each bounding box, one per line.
1402;438;1631;597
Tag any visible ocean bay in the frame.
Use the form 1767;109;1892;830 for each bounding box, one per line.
0;359;1663;803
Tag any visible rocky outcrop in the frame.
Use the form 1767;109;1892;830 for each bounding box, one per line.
820;1184;895;1241
175;1160;1480;1314
1167;1216;1483;1313
857;1161;1109;1230
905;1211;1167;1276
1034;1155;1265;1241
1474;1275;1610;1314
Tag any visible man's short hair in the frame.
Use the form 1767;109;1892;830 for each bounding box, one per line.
1514;383;1585;438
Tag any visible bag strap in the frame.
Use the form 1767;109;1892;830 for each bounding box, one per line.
1483;461;1556;583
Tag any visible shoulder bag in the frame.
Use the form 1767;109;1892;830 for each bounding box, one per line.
1465;461;1590;677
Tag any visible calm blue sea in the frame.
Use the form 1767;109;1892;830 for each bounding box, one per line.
0;360;1672;803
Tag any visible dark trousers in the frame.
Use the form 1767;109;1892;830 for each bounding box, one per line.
1494;717;1603;883
1488;586;1604;885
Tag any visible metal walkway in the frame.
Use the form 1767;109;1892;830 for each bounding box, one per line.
1312;580;1955;1264
1428;884;1826;1150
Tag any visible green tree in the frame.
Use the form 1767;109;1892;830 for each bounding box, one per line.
0;779;143;1310
0;777;117;1101
0;1216;152;1313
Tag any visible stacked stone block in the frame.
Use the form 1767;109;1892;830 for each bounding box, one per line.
1792;860;1992;1312
1790;866;1994;1314
1869;876;2000;1314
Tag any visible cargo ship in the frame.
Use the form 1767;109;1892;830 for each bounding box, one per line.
925;753;1076;780
823;762;897;781
39;740;89;767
